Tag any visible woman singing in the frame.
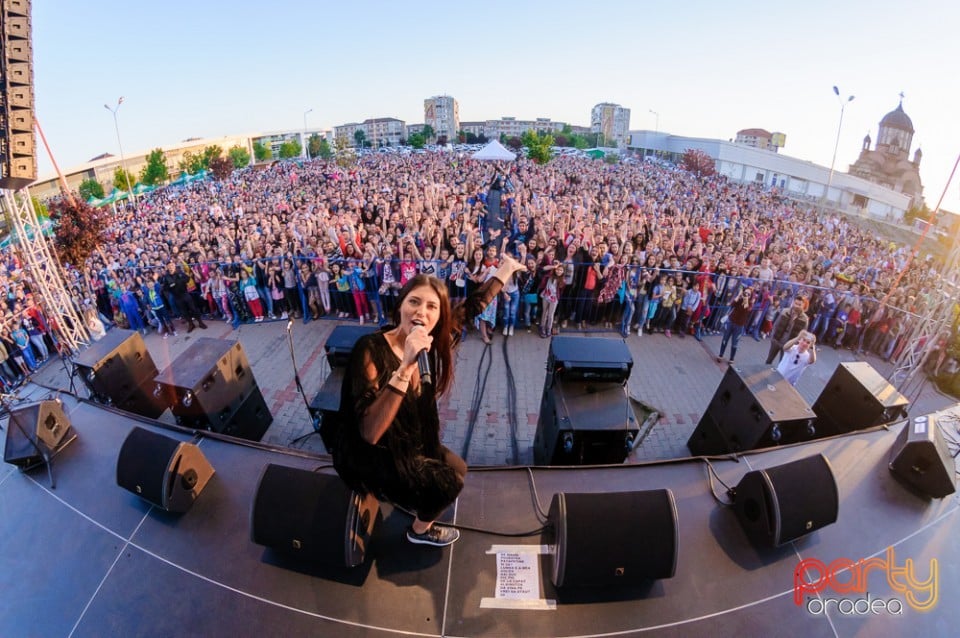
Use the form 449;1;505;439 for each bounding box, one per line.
328;254;525;547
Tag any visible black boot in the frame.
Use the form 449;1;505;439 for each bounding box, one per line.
186;321;196;333
197;319;208;329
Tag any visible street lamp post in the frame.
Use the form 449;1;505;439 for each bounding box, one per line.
649;109;660;158
104;97;137;205
824;86;854;210
303;108;313;159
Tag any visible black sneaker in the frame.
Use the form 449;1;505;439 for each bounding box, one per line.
406;525;460;547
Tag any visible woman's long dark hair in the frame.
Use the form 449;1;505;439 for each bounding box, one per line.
393;275;455;397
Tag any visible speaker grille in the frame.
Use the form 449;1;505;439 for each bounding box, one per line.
548;489;678;588
116;427;180;506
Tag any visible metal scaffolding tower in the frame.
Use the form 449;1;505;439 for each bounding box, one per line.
2;188;89;352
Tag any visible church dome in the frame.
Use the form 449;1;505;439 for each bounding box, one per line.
880;102;914;134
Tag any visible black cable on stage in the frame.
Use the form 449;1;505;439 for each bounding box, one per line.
501;338;520;465
702;458;735;506
391;501;549;538
461;342;493;460
526;467;550;524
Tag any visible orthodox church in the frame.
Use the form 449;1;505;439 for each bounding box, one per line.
848;98;924;208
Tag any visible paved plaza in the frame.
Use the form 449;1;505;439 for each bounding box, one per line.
30;317;956;465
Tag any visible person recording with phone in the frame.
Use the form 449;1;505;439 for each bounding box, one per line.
326;252;525;547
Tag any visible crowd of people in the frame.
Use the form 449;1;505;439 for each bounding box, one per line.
6;151;947;387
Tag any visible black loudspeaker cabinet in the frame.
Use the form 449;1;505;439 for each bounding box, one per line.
218;386;273;442
116;427;215;513
325;325;378;369
314;367;346;452
546;336;633;386
813;362;909;436
153;338;259;431
548;489;678;588
889;414;957;499
687;364;816;455
534;379;638;465
4;400;72;468
73;329;165;418
733;453;839;547
251;464;379;567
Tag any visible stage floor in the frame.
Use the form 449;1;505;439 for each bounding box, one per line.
2;390;958;637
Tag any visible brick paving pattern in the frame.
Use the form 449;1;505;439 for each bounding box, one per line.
30;317;956;465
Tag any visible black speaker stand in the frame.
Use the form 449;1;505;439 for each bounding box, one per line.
286;319;321;446
57;344;82;397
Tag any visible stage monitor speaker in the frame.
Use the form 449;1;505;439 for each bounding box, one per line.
313;367;345;452
687;364;816;455
889;414;957;499
534;379;638;465
546;336;633;386
154;338;257;427
733;453;839;547
73;329;163;415
324;325;378;369
547;489;678;588
0;0;36;189
116;427;214;513
251;464;379;568
217;385;273;442
3;399;71;468
812;362;909;437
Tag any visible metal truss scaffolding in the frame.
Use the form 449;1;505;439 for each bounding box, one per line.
888;240;960;402
2;188;89;352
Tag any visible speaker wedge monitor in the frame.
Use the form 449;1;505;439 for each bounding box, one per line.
812;362;909;437
733;453;839;547
688;364;816;455
324;325;378;369
889;414;957;499
547;489;678;588
3;399;73;468
116;427;215;513
250;464;379;568
72;329;166;418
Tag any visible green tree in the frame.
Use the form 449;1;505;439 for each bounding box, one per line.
904;202;932;226
334;136;356;168
408;133;426;149
228;145;251;169
113;166;136;191
353;129;367;149
31;196;47;218
202;145;223;168
308;134;323;159
422;124;435;142
278;139;302;159
318;138;334;160
178;150;205;175
521;130;554;165
603;153;620;165
78;178;105;201
253;141;271;162
139;148;170;186
506;136;523;151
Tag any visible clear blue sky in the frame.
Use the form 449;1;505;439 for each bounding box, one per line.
33;0;960;212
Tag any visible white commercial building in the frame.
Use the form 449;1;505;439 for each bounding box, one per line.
627;130;911;220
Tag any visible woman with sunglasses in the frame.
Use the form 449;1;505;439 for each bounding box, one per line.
776;330;817;386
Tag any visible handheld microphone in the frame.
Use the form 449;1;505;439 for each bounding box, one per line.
418;349;432;386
